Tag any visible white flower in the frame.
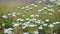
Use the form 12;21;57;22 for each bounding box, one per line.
48;24;54;28
23;32;29;34
55;21;59;24
2;23;5;26
28;24;37;27
4;29;12;34
48;9;54;12
22;7;25;9
31;4;35;6
33;31;39;34
22;26;26;29
23;15;25;17
38;9;42;12
36;20;41;24
58;9;60;12
39;25;43;29
43;23;47;26
8;13;11;15
38;1;42;3
26;18;29;20
13;23;20;27
20;19;24;21
11;12;16;17
50;0;56;2
43;7;47;9
35;14;39;17
34;5;38;7
16;18;21;21
8;28;13;31
49;13;53;16
17;6;20;9
53;33;57;34
45;19;49;22
17;13;20;15
25;6;29;8
52;22;57;25
30;14;34;17
57;2;60;5
2;15;8;18
29;7;32;10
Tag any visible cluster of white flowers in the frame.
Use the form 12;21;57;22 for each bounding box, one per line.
2;0;60;34
4;28;13;34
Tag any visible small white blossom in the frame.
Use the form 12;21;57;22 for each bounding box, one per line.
38;1;42;3
43;23;47;26
22;7;25;9
48;24;54;28
55;21;59;24
33;31;39;34
53;33;57;34
28;24;37;27
39;25;43;29
17;6;20;9
30;14;34;17
2;15;8;18
23;32;29;34
45;19;49;22
13;23;20;27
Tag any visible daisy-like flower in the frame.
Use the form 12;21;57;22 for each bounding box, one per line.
22;7;25;9
2;23;5;26
49;13;53;16
8;28;13;31
31;4;35;6
52;22;57;25
30;14;34;17
50;0;56;2
48;9;54;12
26;18;29;20
16;18;21;21
43;7;48;9
36;20;41;24
4;29;12;34
20;19;24;21
28;24;37;27
17;13;20;15
39;25;43;29
34;5;38;7
2;15;8;18
43;23;47;26
58;9;60;12
35;14;39;17
33;31;39;34
11;12;16;17
23;15;25;17
29;7;32;10
38;1;42;3
25;6;29;8
23;32;29;34
38;9;42;12
53;33;57;34
55;21;59;24
17;6;20;9
8;13;11;16
48;24;54;28
45;19;49;22
13;23;20;27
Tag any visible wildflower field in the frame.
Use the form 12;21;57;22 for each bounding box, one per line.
0;0;60;34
